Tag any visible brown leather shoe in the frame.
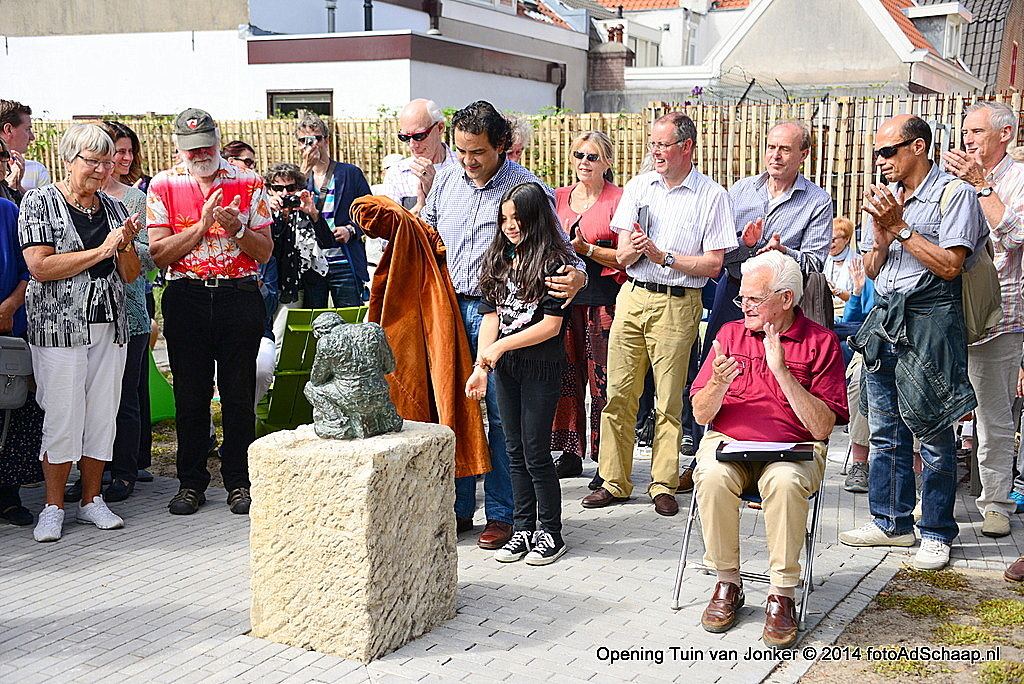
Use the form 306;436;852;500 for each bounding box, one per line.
763;594;799;648
582;488;626;508
1005;556;1024;582
677;467;694;493
653;493;678;516
477;521;512;550
701;581;744;633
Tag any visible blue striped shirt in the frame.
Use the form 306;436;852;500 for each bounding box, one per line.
726;172;833;274
421;158;584;297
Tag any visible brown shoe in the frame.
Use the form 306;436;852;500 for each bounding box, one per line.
1005;556;1024;582
477;521;512;550
677;467;694;493
701;581;745;633
582;488;626;509
653;493;678;516
763;594;799;648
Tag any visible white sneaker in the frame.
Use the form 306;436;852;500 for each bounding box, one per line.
913;538;951;570
33;505;65;542
494;530;533;563
913;499;922;522
76;496;124;530
839;522;916;547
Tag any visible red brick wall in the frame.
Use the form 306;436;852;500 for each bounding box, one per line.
588;48;633;92
995;0;1024;91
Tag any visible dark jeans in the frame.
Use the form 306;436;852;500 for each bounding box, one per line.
110;333;150;483
496;364;562;537
162;281;264;492
304;270;363;308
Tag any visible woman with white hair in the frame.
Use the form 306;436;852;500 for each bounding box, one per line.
18;123;142;542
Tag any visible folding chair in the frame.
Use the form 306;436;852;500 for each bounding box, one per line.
255;306;367;437
670;460;824;632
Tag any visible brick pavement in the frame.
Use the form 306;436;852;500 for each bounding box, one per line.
1;431;1020;683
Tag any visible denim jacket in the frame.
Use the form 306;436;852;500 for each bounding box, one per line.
849;273;976;442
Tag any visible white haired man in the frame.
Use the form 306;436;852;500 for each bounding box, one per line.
382;99;457;213
941;101;1024;539
690;251;848;649
148;108;273;517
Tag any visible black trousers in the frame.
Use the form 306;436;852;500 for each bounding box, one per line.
162;281;264;492
110;332;150;483
495;364;563;537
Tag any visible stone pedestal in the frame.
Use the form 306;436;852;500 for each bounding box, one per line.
249;421;457;663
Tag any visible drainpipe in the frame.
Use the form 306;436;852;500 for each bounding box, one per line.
364;0;374;31
325;0;336;33
547;63;567;109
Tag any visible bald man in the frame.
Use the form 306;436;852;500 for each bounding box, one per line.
839;114;987;571
382;98;458;214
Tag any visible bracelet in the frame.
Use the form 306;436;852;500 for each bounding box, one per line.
473;362;493;373
586;244;595;258
118;244;134;253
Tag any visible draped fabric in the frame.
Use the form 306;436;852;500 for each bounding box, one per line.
351;195;490;478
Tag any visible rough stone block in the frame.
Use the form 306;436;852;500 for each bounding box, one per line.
249;421;457;663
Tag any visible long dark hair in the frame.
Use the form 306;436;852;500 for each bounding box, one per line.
100;120;143;185
479;182;575;304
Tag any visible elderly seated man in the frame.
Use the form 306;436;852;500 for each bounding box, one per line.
689;250;848;648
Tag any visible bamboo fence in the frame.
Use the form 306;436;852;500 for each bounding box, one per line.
29;92;1023;225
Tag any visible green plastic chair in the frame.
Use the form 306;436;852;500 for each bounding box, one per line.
148;348;176;423
255;306;367;437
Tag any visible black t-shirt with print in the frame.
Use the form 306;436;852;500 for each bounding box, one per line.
480;276;569;375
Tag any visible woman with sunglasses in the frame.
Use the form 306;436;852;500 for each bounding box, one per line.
549;131;624;486
223;140;257;173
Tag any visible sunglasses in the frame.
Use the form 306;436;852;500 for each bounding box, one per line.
270;183;301;193
873;138;919;159
397;122;438;143
228;156;255;168
572;151;601;162
298;135;324;147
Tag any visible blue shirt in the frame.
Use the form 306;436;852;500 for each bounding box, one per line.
727;172;833;274
0;199;28;337
421;158;584;297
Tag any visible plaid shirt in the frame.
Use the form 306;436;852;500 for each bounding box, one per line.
381;145;459;207
421;158;584;297
976;154;1024;343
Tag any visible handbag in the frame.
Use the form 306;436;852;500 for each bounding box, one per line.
0;335;32;410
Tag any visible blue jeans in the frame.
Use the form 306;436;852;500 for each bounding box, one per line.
455;296;513;525
866;342;959;544
304;269;364;308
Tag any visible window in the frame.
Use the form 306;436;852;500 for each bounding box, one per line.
267;90;333;118
942;19;962;60
628;36;660;68
686;23;698;65
1012;42;1019;88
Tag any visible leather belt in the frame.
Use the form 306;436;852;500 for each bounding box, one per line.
627;277;694;298
172;277;259;291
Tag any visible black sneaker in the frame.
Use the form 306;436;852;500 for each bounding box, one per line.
64;479;83;503
494;530;533;563
168;488;206;515
680;435;695;457
525;531;566;566
227;488;251;515
588;472;604;491
104;479;134;503
555;454;583;478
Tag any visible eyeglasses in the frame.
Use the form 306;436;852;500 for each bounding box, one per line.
297;135;324;147
572;151;601;162
74;155;116;170
228;156;256;168
732;289;785;310
270;183;301;193
873;138;919;159
397;122;438;143
648;139;683;152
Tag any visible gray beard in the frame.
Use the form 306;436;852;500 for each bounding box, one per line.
185;157;220;177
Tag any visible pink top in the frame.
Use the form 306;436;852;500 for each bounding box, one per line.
691;311;849;442
554;181;625;283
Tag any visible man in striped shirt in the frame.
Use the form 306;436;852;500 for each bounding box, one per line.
420;100;586;550
942;102;1024;539
381;99;458;214
582;112;737;517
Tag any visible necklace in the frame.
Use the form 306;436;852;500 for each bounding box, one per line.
571;183;600;213
63;181;99;216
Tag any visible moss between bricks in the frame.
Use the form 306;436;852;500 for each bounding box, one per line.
894;567;970;591
875;593;956;620
931;622;996;646
978;661;1024;684
872;660;953;678
974;599;1024;629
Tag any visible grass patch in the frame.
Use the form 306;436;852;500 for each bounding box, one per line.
872;661;952;678
1007;583;1024;597
978;661;1024;684
974;599;1024;628
931;622;994;645
895;567;970;591
875;593;956;619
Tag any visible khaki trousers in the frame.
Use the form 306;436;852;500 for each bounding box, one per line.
597;282;701;498
693;430;826;587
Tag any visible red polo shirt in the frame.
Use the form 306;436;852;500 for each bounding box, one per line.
691;310;849;442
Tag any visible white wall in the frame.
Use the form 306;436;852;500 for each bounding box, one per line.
250;59;414;117
248;0;429;34
409;62;557;114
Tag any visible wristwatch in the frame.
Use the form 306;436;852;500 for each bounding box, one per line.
662;252;676;268
234;224;247;240
977;186;994;198
895;226;913;242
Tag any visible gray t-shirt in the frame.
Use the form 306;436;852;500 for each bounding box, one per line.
861;163;988;297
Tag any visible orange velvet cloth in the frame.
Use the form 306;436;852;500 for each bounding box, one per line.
351;195;491;478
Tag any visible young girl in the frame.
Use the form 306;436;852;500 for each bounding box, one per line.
466;182;575;565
